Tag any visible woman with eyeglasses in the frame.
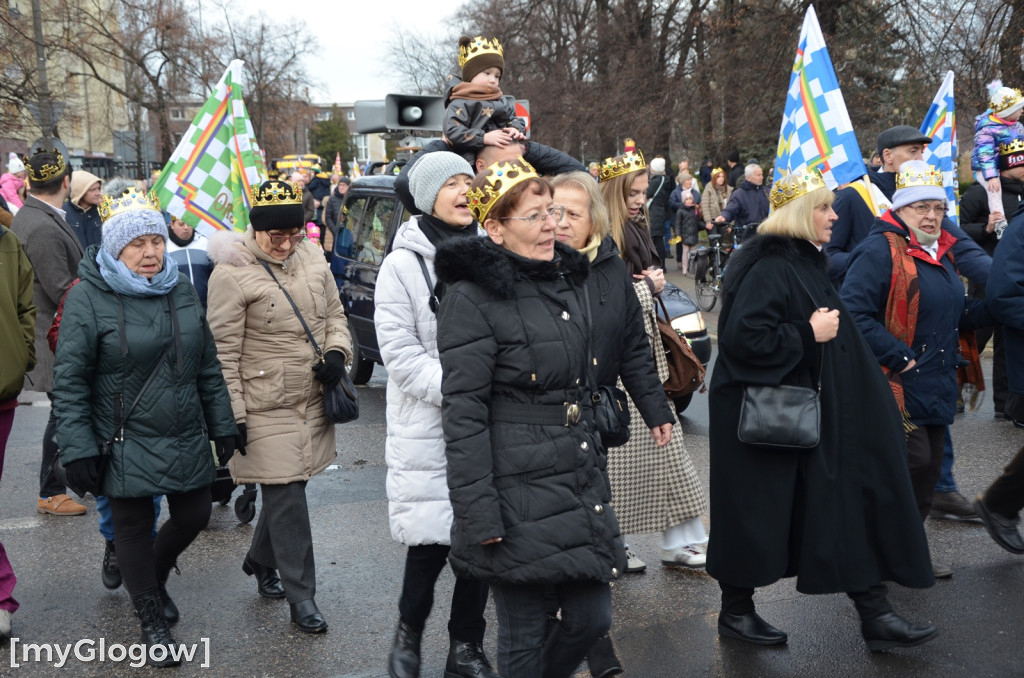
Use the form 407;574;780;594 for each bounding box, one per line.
842;160;990;532
206;180;352;634
435;157;626;677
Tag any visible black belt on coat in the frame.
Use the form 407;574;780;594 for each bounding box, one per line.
490;401;583;427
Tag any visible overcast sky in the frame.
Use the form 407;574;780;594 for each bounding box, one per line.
239;0;455;104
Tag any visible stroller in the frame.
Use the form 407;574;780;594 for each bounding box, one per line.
211;466;259;524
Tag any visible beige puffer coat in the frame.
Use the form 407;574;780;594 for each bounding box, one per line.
206;229;351;484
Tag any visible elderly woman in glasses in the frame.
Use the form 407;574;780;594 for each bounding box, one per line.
842;161;990;535
207;180;351;634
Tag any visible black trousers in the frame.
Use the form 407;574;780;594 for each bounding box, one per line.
720;582;892;620
108;485;212;596
40;394;64;497
976;324;1008;412
905;425;946;520
398;544;489;642
983;443;1024;519
248;481;316;604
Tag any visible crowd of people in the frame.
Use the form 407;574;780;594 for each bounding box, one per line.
3;36;1024;676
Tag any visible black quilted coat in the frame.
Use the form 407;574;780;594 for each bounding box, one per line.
434;238;627;585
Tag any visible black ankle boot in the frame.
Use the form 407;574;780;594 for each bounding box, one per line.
101;540;122;590
586;634;624;678
242;555;286;599
155;565;179;626
132;589;181;667
387;620;422;678
444;639;498;678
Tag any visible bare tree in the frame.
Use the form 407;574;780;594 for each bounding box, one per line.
384;28;458;95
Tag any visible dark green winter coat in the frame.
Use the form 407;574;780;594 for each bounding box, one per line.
54;245;235;498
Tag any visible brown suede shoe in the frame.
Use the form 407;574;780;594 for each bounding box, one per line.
37;494;87;516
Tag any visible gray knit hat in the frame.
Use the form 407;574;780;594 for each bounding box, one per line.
409;152;474;215
100;179;167;257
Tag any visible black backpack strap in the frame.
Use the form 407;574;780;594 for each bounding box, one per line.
414;252;439;314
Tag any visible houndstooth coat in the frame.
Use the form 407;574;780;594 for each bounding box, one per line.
606;280;708;535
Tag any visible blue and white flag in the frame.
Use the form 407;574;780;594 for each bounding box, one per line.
920;71;958;225
774;5;867;190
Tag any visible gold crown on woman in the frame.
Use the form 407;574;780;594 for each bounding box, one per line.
895;164;943;190
1000;138;1024;155
458;36;503;69
768;168;827;210
250;180;303;207
27;149;66;182
98;187;162;222
466;156;539;222
598;150;646;183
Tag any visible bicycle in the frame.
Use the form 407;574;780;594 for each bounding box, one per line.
692;233;728;312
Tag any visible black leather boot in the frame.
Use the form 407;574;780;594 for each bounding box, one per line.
155;565;179;626
387;619;422;678
290;598;328;633
242;555;286;599
101;540;122;590
444;639;498;678
861;612;938;651
586;634;624;678
132;589;181;667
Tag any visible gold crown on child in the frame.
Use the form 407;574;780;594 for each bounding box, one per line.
250;180;303;207
458;36;504;69
1000;138;1024;155
466;156;539;222
598;150;646;183
895;164;943;191
98;187;162;222
769;168;827;210
991;88;1024;114
27;149;66;183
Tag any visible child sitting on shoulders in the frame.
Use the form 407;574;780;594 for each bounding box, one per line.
972;80;1024;238
444;35;526;163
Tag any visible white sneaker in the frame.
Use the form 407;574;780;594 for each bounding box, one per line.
624;547;647;573
0;609;11;639
660;544;707;568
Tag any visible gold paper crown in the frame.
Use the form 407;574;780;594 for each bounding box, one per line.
598;150;646;183
27;149;66;183
458;36;504;69
895;164;943;191
769;168;827;210
711;166;725;176
250;180;303;207
991;88;1024;114
466;156;539;222
98;187;162;223
999;138;1024;155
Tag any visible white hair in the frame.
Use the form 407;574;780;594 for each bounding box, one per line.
744;164;761;179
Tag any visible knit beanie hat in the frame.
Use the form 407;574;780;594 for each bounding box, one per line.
650;158;666;174
459;35;505;84
70;170;101;206
6;152;24;173
248;180;305;231
890;160;945;210
409;152;473;215
100;183;167;258
989;80;1024;118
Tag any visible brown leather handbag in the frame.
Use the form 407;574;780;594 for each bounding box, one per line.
656;297;706;399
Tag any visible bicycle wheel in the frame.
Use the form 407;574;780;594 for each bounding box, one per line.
694;263;718;312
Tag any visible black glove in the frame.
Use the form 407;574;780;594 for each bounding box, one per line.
64;456;105;496
236;422;247;456
313;350;346;388
214;436;236;467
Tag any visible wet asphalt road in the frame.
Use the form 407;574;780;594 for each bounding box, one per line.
3;306;1024;676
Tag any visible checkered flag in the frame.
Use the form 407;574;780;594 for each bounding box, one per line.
920;71;959;225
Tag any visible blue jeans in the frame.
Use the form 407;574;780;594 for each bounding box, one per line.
96;495;162;542
490;580;611;678
934;426;957;494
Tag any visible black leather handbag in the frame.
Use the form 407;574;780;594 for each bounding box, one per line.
582;286;631;448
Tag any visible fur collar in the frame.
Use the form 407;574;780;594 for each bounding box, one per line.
434;238;589;300
724;233;823;287
207;230;252;267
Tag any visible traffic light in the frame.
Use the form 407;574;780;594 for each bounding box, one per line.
354;95;444;134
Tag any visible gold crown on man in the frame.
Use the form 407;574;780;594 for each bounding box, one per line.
27;149;66;183
250;180;303;207
598;150;646;183
769;168;827;210
991;88;1024;114
458;36;503;69
98;187;162;222
1000;138;1024;156
466;156;539;222
895;164;943;190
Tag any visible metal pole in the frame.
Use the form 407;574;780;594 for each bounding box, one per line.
30;0;54;136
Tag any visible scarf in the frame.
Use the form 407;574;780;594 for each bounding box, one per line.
97;247;179;297
620;218;661;278
450;82;505;102
417;213;476;249
577;233;602;263
167;227;195;248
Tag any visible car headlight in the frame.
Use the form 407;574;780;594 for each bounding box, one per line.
671;312;706;335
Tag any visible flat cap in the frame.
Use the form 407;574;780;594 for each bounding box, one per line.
876;126;932;157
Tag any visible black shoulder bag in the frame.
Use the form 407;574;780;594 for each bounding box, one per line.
259;260;358;423
582;286;631;448
736;264;823;449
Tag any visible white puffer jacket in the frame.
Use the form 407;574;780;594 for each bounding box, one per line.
375;216;454;545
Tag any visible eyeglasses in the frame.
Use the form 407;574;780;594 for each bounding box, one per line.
499;206;566;225
908;203;947;217
266;232;305;245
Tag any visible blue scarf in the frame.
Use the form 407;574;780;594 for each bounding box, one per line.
96;247;179;297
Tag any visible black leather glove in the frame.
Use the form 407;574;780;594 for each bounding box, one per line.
236;422;247;456
64;456;105;496
214;436;236;467
313;350;346;388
